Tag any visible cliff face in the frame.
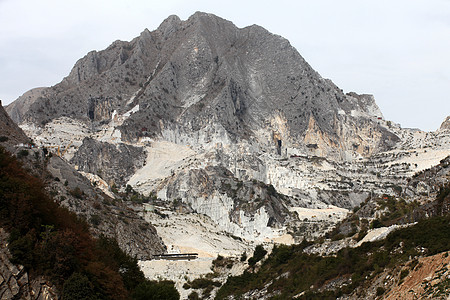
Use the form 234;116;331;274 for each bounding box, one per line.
157;165;293;241
70;137;146;186
0;103;164;260
0;100;28;148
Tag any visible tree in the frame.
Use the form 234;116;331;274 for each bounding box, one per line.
62;273;95;300
248;244;267;267
132;281;180;300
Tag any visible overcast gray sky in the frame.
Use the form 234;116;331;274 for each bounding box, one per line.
0;0;449;131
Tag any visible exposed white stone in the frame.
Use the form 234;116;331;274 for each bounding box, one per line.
79;171;115;198
128;141;198;194
355;223;416;247
139;211;252;298
290;206;349;223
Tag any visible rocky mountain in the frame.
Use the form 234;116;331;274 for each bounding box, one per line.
5;12;410;243
6;11;450;240
4;11;450;298
8;12;396;157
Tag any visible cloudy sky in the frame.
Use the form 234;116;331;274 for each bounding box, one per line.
0;0;449;131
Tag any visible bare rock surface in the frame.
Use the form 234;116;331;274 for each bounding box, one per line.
0;100;28;149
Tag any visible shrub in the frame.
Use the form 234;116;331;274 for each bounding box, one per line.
183;282;191;289
188;291;200;300
62;273;95;300
132;281;179;300
69;187;83;199
248;244;267;267
376;287;385;296
90;215;101;226
17;149;29;158
272;244;292;265
400;269;409;281
370;219;383;229
189;278;221;290
240;251;247;262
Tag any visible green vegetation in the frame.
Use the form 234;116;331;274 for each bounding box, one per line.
376;195;420;225
119;183;153;204
188;291;200;299
183;278;221;299
17;149;29;157
189;278;221;290
132;281;179;300
376;286;385;296
69;186;84;199
240;251;247;262
248;244;267;267
217;211;450;299
0;147;179;299
62;272;95;300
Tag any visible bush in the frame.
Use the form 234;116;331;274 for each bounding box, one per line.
9;233;35;269
370;219;383;229
132;281;179;300
90;215;101;226
272;244;292;265
17;149;29;158
240;251;247;262
400;269;409;281
189;278;221;289
183;282;191;289
69;187;83;199
248;244;267;267
376;286;385;296
0;136;8;142
62;273;95;300
188;291;200;300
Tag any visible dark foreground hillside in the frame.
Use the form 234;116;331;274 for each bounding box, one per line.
0;146;179;299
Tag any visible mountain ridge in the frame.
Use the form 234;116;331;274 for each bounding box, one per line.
6;12;397;160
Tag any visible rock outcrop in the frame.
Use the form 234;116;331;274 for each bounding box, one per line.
439;115;450;131
70;137;146;186
158;165;292;240
45;153;166;259
0;228;58;300
0;100;28;149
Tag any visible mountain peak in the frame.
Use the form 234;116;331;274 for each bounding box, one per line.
7;12;399;159
157;14;182;36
